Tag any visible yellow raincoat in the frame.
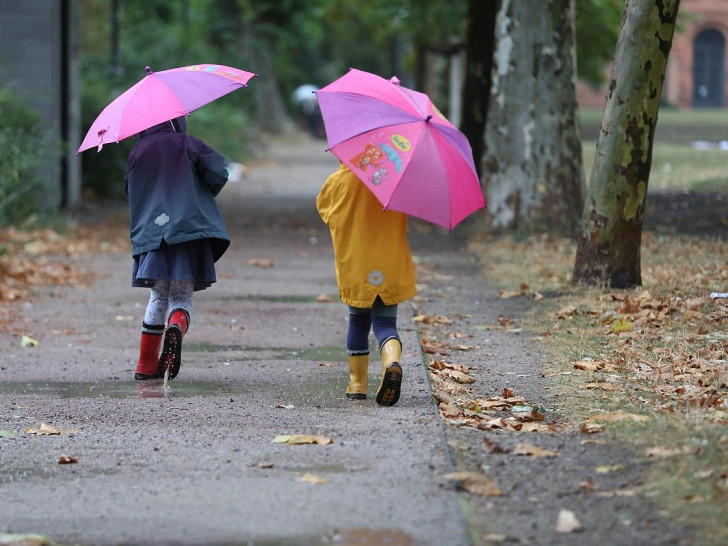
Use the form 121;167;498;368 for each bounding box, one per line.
317;164;416;308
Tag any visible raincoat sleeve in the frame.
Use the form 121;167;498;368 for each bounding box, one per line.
316;171;339;226
191;138;229;197
123;151;136;197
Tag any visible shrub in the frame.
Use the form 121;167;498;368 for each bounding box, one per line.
0;87;47;226
78;76;132;200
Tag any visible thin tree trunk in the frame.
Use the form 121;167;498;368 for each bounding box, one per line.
483;0;584;234
250;43;294;134
459;0;499;179
573;0;681;287
239;21;293;135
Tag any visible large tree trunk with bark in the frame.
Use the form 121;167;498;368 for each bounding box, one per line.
483;0;584;234
460;0;499;179
573;0;681;288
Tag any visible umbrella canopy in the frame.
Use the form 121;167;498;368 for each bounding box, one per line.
316;68;485;230
78;63;256;154
292;84;319;103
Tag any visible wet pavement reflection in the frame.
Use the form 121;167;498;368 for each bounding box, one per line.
0;380;235;399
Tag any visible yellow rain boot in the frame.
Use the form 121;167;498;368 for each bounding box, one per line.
346;354;369;400
376;338;402;406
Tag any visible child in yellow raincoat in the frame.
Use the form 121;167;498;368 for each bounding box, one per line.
316;163;416;406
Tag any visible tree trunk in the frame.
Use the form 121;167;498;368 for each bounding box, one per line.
572;0;681;288
459;0;499;179
249;42;294;134
236;19;293;136
483;0;584;234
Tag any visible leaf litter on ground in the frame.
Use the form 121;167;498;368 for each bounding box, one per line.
0;220;129;336
466;230;728;543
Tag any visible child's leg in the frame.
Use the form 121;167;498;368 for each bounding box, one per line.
345;306;372;399
158;280;193;380
135;281;169;380
372;300;402;406
166;280;192;334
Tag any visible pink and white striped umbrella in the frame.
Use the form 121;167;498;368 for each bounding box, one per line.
316;68;485;230
77;63;255;154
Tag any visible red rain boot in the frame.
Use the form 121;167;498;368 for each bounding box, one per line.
134;323;164;380
157;309;190;380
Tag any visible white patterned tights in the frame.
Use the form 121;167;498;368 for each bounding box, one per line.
143;280;193;325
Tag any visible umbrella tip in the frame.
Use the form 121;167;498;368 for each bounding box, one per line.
425;114;433;123
389;76;401;86
145;66;152;75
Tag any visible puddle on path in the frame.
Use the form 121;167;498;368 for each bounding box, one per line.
279;463;352;474
1;463;114;485
293;345;347;361
0;380;234;399
184;343;347;362
276;372;344;408
273;370;383;413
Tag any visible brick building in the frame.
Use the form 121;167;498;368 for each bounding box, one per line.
578;0;728;109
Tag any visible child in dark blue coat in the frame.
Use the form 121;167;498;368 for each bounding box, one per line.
124;116;230;381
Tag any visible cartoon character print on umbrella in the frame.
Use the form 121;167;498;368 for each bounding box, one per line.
348;134;409;186
317;68;485;230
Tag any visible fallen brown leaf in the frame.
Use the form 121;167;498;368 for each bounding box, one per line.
595;465;623;473
58;454;78;464
573;360;605;372
412;314;454;325
499;289;526;299
26;423;82;435
589;411;649;423
597;489;636;498
444;370;476;384
512;443;559;458
248;258;275;268
443;471;503;497
644;446;686;458
579;422;605;434
439;403;462;419
298;473;328;484
272;434;333;445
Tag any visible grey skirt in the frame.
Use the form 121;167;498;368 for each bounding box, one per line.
132;239;217;292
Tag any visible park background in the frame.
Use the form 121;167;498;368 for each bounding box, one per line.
1;1;727;544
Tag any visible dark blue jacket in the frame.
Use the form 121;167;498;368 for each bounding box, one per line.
124;117;230;261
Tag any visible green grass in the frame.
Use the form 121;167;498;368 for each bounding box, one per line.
579;107;728;192
579;106;728;126
582;142;728;192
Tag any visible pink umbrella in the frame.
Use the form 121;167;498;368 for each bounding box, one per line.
77;63;256;154
316;68;485;230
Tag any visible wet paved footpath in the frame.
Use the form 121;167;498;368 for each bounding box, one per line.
1;134;695;546
0;134;472;546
